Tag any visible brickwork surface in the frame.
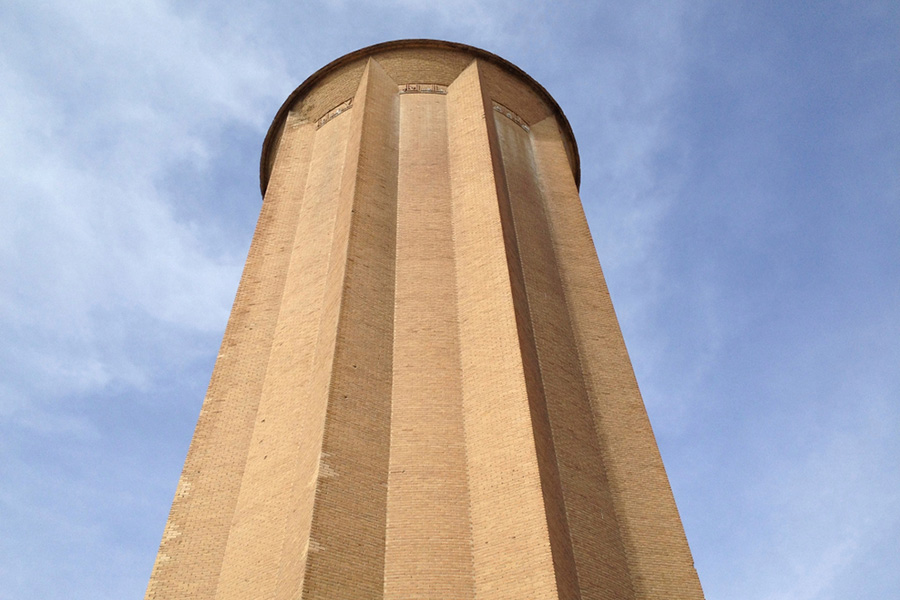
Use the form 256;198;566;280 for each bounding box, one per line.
147;41;704;600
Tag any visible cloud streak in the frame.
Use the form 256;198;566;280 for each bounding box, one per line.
0;0;291;408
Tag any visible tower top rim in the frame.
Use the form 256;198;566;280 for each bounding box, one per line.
259;38;581;196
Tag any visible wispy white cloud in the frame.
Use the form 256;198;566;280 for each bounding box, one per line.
0;0;290;410
0;12;295;594
735;400;898;600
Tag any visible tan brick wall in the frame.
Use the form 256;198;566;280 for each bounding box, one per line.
145;110;315;600
385;92;474;597
530;115;704;599
448;60;561;599
495;111;635;600
147;41;704;600
214;103;353;600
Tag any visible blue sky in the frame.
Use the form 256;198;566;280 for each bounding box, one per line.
1;1;897;598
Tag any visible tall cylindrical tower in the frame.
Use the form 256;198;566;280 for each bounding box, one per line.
146;40;704;600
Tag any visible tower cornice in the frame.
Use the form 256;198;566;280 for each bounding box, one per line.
259;39;581;196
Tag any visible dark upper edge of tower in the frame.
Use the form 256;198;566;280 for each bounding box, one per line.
259;39;581;196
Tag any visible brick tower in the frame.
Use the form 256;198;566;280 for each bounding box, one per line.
146;40;704;600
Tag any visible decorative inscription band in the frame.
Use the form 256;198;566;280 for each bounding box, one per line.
317;98;353;129
398;83;448;95
493;102;530;132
